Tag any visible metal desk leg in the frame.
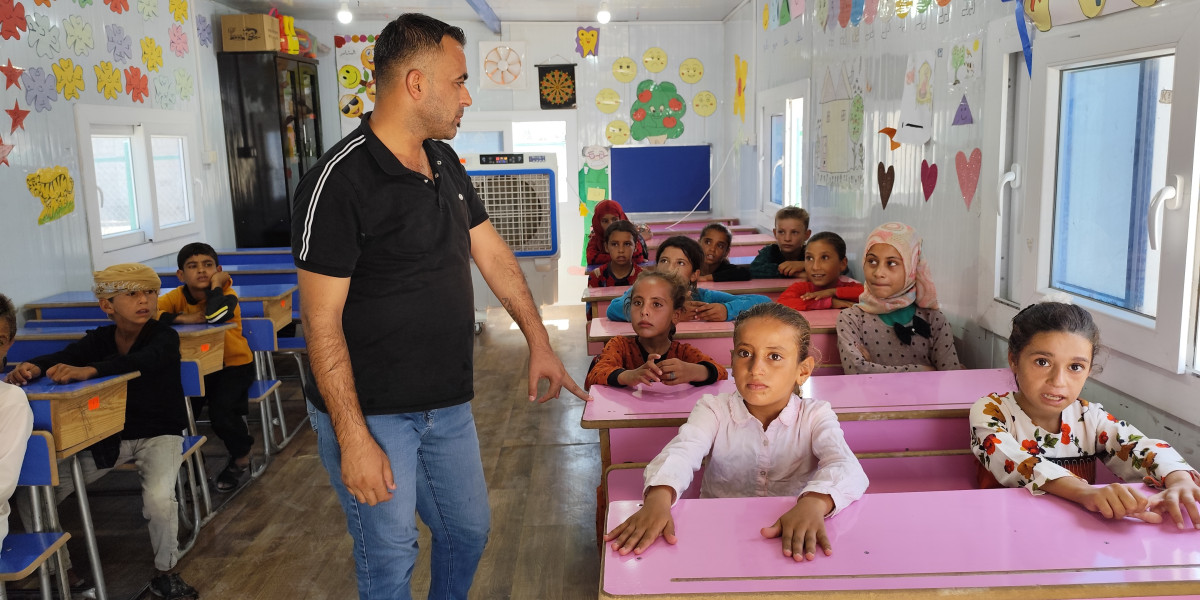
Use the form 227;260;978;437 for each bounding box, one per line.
71;455;107;600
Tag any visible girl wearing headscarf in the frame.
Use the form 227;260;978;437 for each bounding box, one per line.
586;199;648;266
835;222;963;374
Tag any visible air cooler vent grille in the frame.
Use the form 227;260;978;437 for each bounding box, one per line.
470;173;553;253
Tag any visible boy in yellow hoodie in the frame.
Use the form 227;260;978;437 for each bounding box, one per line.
158;243;255;492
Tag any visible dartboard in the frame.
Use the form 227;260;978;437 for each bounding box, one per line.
484;46;522;85
540;69;575;105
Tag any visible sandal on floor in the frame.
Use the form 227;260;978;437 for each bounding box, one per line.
215;459;248;492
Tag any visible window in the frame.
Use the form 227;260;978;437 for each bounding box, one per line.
1020;2;1200;374
75;105;203;265
757;80;809;229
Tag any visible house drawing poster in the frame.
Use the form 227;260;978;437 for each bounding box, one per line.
816;62;865;190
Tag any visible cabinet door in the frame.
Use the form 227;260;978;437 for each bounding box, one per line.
276;58;301;211
297;62;322;173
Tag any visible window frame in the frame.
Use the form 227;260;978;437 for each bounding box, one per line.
75;104;204;267
755;79;810;231
1022;3;1200;375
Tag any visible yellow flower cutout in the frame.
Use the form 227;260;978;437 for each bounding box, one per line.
141;37;163;72
95;61;123;100
52;58;85;101
169;0;188;23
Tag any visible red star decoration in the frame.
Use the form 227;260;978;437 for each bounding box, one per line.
6;100;28;134
0;135;12;167
0;59;23;90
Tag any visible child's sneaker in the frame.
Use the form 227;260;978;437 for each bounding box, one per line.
149;573;198;600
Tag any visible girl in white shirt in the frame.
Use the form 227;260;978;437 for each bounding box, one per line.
0;293;35;547
970;301;1200;527
604;302;868;561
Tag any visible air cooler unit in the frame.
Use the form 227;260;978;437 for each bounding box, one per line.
464;153;559;333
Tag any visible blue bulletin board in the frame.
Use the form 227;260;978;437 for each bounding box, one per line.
610;145;711;213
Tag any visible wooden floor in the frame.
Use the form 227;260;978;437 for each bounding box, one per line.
17;304;602;600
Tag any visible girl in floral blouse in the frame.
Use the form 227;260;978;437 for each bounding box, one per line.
970;302;1200;527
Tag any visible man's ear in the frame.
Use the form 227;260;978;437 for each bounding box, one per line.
406;68;425;97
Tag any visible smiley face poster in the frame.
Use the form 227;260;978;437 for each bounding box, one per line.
334;34;378;136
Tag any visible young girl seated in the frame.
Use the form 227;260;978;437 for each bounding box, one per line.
604;303;869;559
836;222;963;374
971;302;1200;527
605;236;769;323
777;232;864;311
586;199;648;266
696;223;750;282
585;270;728;389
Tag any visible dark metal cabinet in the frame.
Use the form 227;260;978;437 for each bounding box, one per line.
218;52;323;248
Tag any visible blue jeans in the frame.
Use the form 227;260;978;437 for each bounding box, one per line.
309;401;491;600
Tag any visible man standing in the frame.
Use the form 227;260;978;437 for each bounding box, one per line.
291;13;588;600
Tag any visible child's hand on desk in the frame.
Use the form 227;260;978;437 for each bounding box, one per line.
761;492;834;562
800;289;837;301
174;311;207;324
830;298;855;309
778;261;806;278
1148;471;1200;529
604;486;676;555
45;364;98;384
656;359;706;385
686;302;727;322
617;355;664;386
1079;483;1160;523
5;362;42;385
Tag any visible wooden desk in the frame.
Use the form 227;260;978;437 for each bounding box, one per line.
22;372;140;600
587;310;840;368
582;368;1014;471
648;233;776;258
25;285;298;323
156;263;297;289
234;284;297;332
16;323;234;376
583;278;799;320
601;490;1200;598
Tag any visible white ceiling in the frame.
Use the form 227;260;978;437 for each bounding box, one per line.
218;0;746;27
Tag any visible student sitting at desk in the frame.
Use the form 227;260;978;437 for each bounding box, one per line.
606;236;769;323
0;293;34;548
5;264;199;600
586;270;727;390
777;232;864;311
604;303;868;560
588;221;643;289
587;199;648;266
748;206;810;279
157;242;255;492
836;222;963;374
971;301;1200;527
696;223;751;282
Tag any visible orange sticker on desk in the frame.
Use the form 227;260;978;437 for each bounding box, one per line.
280;299;287;307
200;343;211;352
88;396;99;410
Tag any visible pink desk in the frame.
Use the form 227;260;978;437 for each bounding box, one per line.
644;217;739;233
648;233;776;258
582;368;1014;471
583;278;798;319
601;489;1200;599
645;224;759;237
587;310;841;370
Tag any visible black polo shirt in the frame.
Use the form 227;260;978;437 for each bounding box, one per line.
291;114;489;415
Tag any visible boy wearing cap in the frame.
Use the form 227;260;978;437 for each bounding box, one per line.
6;263;199;600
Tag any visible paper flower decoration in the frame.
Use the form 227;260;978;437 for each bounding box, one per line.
0;0;27;40
141;36;162;72
174;67;192;100
95;60;121;99
196;14;210;46
22;66;57;112
153;73;176;108
104;0;127;14
51;57;84;100
135;0;154;19
167;0;185;22
63;14;93;56
26;13;62;58
168;23;187;56
124;65;147;102
106;23;131;62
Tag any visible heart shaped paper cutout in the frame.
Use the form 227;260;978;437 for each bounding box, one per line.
920;160;938;202
877;162;894;209
955;148;982;210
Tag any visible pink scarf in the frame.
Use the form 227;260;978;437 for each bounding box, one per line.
856;222;939;314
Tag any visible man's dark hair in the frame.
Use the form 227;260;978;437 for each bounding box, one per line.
374;13;467;89
177;242;220;270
